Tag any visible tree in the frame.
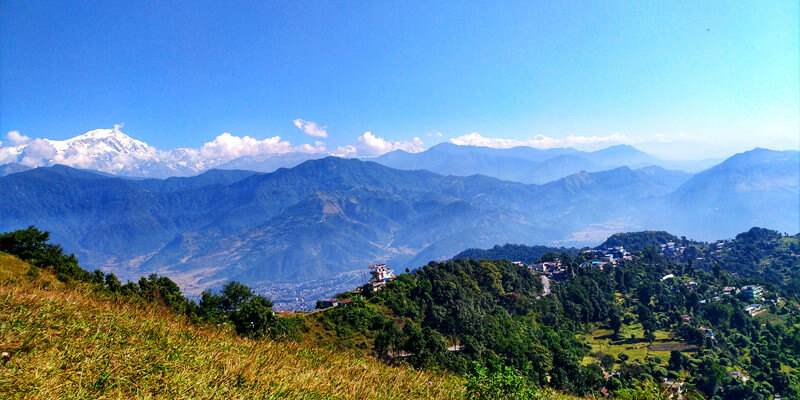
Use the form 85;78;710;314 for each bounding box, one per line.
609;307;623;338
0;226;52;261
229;295;275;338
221;281;254;311
198;291;227;324
697;357;726;397
668;350;684;371
105;273;121;292
138;274;186;311
91;269;105;284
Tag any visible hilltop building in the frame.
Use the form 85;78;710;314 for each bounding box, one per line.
368;264;395;291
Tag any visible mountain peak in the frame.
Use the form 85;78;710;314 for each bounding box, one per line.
74;127;132;141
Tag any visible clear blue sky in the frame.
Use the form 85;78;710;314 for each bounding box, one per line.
2;1;797;153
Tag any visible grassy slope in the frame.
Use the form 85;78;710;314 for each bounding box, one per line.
0;253;587;400
0;253;467;400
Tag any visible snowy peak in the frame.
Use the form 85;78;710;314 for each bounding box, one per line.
0;127;329;178
0;127;193;178
50;128;160;159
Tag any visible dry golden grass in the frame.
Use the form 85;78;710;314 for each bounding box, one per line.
0;253;467;399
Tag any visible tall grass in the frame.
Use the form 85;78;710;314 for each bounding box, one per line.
0;253;466;399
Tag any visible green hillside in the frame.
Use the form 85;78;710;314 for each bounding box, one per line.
3;226;799;399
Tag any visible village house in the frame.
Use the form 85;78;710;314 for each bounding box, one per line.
722;286;736;295
745;304;762;316
740;285;763;300
699;326;715;339
728;371;750;383
319;299;339;309
368;263;396;291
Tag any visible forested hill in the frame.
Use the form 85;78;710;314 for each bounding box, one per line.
452;243;580;264
344;227;800;399
598;231;682;252
452;231;683;262
454;228;800;292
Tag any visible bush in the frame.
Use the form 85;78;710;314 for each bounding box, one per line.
230;296;275;338
465;363;539;400
614;379;669;400
26;265;40;280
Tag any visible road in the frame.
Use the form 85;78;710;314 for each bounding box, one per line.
538;275;551;299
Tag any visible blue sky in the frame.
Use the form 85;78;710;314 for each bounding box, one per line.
1;1;797;158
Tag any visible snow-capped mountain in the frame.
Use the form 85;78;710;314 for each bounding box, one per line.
0;127;191;177
0;127;326;178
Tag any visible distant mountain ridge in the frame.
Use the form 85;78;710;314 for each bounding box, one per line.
0;163;31;176
1;148;797;304
372;142;709;184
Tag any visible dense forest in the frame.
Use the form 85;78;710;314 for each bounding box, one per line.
2;226;799;399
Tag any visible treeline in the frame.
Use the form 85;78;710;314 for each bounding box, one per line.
598;231;684;252
0;226;282;339
453;243;579;264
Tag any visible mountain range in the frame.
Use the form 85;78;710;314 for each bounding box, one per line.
372;142;719;184
1;146;797;306
1;128;724;180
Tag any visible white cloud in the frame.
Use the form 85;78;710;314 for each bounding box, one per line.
0;146;21;164
449;132;629;150
293;119;328;138
197;132;326;160
345;132;425;157
7;131;31;145
331;145;358;158
52;146;95;169
426;131;444;137
19;139;57;167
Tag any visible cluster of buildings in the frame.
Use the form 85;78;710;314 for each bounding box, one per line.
691;284;768;316
728;371;750;383
524;246;635;278
720;285;765;315
580;246;632;269
529;260;563;274
659;241;687;256
527;260;571;281
698;326;716;339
